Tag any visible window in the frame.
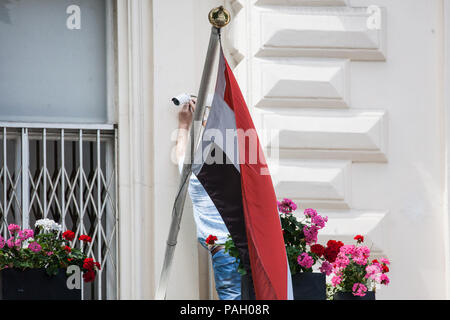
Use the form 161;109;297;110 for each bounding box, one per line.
0;0;118;299
0;0;110;123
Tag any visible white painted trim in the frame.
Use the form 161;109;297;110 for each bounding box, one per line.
0;122;115;130
106;0;117;124
443;0;450;299
116;0;155;299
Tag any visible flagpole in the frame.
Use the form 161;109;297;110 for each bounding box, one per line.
155;6;231;300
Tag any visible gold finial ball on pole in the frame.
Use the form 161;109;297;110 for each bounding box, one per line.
208;6;231;28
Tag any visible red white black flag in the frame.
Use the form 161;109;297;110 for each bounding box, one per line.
192;48;293;300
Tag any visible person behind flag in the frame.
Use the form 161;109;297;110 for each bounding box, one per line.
175;98;241;300
191;48;293;300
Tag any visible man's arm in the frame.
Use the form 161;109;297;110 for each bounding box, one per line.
175;99;196;164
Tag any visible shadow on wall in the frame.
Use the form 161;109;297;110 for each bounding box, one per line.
0;0;13;25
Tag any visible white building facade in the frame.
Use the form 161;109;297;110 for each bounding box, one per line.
1;0;450;299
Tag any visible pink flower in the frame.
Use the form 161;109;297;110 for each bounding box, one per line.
17;230;26;240
24;229;34;239
303;225;319;244
14;239;21;248
365;264;382;280
18;229;34;241
354;256;368;266
8;224;20;234
379;273;390;285
304;208;317;218
380;258;390;265
28;242;42;253
47;251;54;256
352;283;368;297
311;214;328;229
0;236;4;249
297;253;314;269
331;275;342;287
277;198;298;214
6;237;15;248
334;253;350;269
355;246;370;258
340;245;355;256
319;261;333;275
352;246;370;266
371;260;381;268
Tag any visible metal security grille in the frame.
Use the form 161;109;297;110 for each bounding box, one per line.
0;123;118;300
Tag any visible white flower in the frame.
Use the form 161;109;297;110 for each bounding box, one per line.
35;218;62;233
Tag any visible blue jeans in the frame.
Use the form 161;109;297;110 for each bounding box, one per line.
210;247;241;300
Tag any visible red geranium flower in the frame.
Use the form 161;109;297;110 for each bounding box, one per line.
64;245;71;253
205;235;218;245
310;244;325;257
83;270;96;283
83;258;95;270
372;259;379;264
79;235;92;242
326;239;344;248
324;240;344;263
62;230;75;241
354;235;364;243
382;264;390;273
94;262;101;270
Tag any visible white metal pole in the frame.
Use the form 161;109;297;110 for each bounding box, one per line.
21;128;29;229
2;128;6;237
43;128;47;219
155;25;221;300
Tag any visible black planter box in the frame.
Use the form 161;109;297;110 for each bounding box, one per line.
333;291;375;300
292;272;326;300
0;268;81;300
241;272;326;300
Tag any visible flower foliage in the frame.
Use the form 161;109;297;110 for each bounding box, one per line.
278;199;331;275
330;236;390;297
224;198;333;276
224;234;247;275
221;199;391;298
0;219;99;282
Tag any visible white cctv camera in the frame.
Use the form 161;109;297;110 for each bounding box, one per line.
172;93;195;106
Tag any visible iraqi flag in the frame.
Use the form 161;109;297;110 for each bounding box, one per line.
192;48;293;300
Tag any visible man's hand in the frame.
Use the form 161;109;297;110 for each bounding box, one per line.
176;99;196;163
178;99;196;130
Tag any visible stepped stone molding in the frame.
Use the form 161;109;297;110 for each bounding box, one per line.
262;110;388;162
226;0;245;14
255;0;348;6
317;210;387;255
270;160;352;209
253;7;386;61
253;58;350;108
226;2;390;250
223;0;247;69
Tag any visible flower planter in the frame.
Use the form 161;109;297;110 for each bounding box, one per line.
291;272;326;300
241;272;326;300
0;268;81;300
333;291;375;300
